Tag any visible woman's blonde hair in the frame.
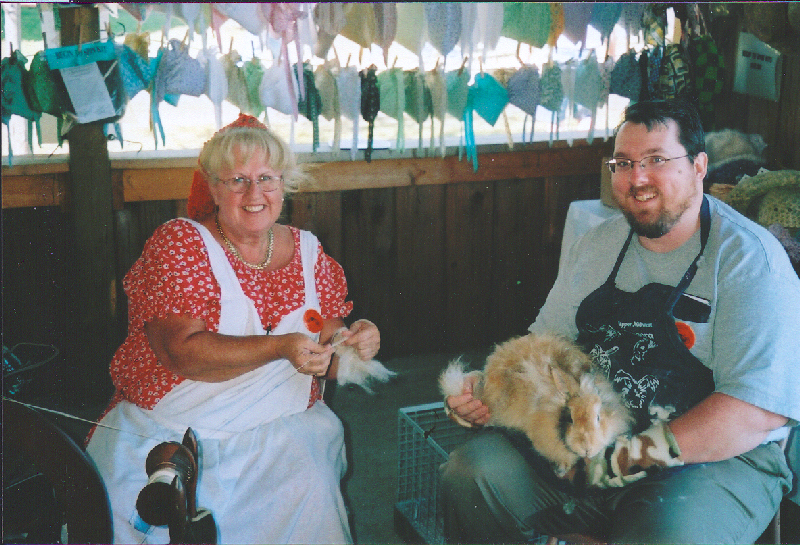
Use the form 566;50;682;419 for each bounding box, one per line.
198;125;308;194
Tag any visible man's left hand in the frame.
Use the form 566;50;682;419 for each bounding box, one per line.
584;422;684;488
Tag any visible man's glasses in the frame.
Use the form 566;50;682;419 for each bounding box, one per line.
216;174;283;193
606;155;690;174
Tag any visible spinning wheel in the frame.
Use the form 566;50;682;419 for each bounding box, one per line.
2;399;113;544
3;400;217;544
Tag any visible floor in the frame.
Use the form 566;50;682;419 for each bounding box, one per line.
329;349;489;545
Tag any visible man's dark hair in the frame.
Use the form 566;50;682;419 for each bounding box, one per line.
615;99;705;160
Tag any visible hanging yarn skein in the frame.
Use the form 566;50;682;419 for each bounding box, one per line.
360;66;380;162
378;66;406;153
337;65;361;161
315;62;341;151
296;62;322;152
425;3;461;57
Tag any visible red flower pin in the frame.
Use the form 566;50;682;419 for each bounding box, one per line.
304;309;324;333
675;321;695;349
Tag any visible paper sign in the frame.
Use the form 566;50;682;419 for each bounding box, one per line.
59;63;116;123
733;32;782;101
45;39;116;69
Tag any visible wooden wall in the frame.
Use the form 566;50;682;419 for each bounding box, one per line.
4;5;799;404
115;167;602;357
289;170;601;358
2;144;608;403
709;7;800;170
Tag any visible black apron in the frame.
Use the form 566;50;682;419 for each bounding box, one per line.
576;197;715;433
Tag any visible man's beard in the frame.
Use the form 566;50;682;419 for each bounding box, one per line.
621;208;681;238
620;190;694;239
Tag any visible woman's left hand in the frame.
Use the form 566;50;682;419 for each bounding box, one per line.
340;319;381;361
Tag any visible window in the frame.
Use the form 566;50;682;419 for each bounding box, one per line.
3;3;645;162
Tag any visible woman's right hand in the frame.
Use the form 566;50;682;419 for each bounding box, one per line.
445;374;491;427
278;333;335;377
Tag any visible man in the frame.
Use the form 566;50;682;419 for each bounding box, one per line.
441;99;799;544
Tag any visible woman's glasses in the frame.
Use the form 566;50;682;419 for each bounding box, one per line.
216;174;283;193
605;155;690;174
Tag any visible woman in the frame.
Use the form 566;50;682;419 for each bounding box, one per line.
86;114;380;544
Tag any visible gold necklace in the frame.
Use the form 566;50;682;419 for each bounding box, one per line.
216;215;274;270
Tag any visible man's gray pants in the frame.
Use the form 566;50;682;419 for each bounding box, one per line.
440;429;791;544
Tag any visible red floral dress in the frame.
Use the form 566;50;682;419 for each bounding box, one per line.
108;219;352;410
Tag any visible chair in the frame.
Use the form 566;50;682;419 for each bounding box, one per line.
3;398;113;544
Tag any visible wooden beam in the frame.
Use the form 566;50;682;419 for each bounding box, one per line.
121;167;195;202
309;143;613;191
2;174;68;208
4;144;613;206
117;144;612;201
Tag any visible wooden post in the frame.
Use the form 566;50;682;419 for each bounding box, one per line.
59;5;116;402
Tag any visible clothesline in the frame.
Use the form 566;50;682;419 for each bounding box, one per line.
4;3;724;169
109;2;641;162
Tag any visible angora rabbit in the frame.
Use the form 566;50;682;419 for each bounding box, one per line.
331;327;395;393
439;332;632;476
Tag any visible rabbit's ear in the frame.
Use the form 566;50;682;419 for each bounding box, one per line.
550;365;576;395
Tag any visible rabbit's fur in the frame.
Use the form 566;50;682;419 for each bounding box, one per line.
331;327;395;393
440;333;632;476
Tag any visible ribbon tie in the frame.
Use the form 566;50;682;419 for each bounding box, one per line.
506;65;541;143
337;66;361;160
314;63;341;152
465;73;508;171
269;3;306;104
405;69;432;155
425;66;447;157
445;69;469;160
539;62;564;146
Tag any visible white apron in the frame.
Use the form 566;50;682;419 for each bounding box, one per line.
87;223;352;544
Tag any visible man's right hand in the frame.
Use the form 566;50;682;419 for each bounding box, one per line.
445;375;491;427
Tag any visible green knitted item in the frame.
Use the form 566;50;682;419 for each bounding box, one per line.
758;188;800;229
725;170;800;228
502;3;551;49
539;63;564;113
296;62;322;152
657;43;691;100
689;35;725;107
